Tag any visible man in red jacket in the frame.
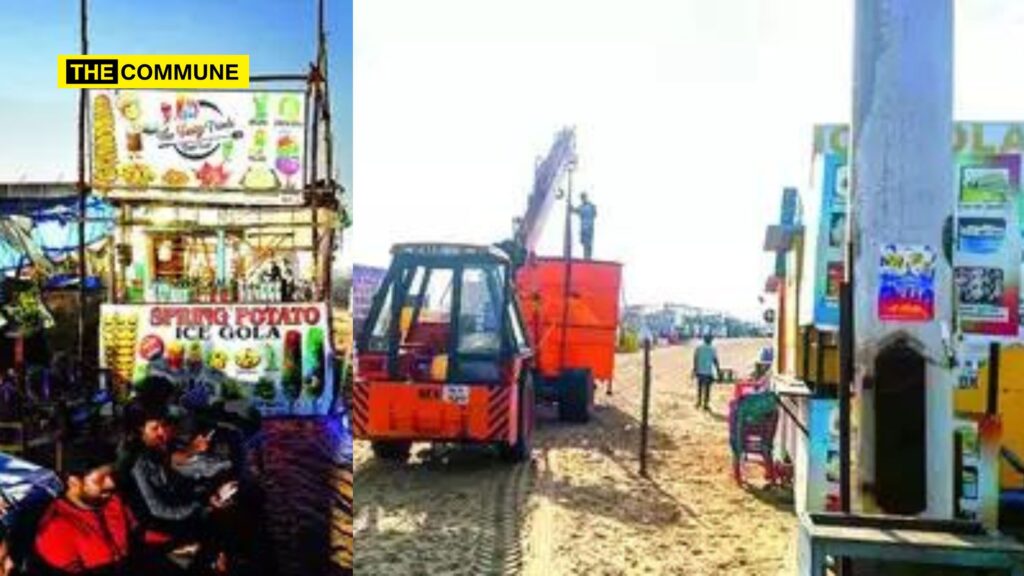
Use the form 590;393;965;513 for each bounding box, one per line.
34;442;137;575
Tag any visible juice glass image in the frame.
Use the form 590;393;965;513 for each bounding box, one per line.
166;341;185;372
304;327;325;398
282;330;303;401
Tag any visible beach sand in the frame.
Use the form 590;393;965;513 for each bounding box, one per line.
355;338;796;575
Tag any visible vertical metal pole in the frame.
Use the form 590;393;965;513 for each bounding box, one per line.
65;0;89;476
559;168;574;371
839;281;852;514
639;337;651;477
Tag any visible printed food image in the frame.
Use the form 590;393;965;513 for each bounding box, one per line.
263;344;280;372
195;162;231;188
92;95;118;190
275;135;301;188
166;341;185;371
235;347;262;370
118;162;157;188
209;349;229;371
186;341;204;368
241;165;280;190
255;377;278;401
102;312;139;391
161;168;190;187
281;330;302;400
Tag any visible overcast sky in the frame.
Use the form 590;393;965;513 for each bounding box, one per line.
352;0;1024;320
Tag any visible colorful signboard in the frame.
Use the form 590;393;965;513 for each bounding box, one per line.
100;303;334;417
878;244;936;322
90;90;306;204
810;154;847;328
955;154;1021;336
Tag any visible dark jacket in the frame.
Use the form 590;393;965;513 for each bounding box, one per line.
123;448;206;542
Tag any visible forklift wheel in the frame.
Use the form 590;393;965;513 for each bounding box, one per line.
501;375;535;463
371;441;412;461
558;368;593;424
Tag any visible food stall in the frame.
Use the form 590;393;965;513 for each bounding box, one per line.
91;88;340;417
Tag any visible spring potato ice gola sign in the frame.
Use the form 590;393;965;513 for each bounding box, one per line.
100;303;334;417
90;89;305;200
59;55;249;89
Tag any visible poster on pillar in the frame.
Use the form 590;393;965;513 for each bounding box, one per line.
811;153;847;330
954;153;1021;337
877;244;936;322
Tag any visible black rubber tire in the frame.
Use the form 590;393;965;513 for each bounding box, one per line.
501;375;535;463
371;440;412;461
558;368;593;423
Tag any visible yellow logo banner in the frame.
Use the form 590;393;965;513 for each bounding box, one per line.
58;55;249;89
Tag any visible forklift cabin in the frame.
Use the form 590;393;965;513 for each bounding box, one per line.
354;243;534;462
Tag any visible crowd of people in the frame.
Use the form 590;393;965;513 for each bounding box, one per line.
0;375;274;576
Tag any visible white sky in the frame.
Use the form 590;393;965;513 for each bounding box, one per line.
352;0;1024;320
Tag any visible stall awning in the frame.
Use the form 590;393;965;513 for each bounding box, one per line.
0;195;114;272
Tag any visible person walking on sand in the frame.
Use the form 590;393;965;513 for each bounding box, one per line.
692;335;720;411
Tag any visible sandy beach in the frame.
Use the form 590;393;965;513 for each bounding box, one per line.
355;338;796;575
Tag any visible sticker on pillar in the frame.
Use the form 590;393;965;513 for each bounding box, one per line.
878;244;936;322
958;218;1006;254
956;266;1017;335
959;166;1011;207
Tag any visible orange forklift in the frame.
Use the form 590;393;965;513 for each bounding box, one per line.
353;128;622;462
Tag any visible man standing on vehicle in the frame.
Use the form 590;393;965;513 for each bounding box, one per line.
692;335;720;411
573;193;597;260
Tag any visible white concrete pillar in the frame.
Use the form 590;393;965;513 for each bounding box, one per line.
851;0;955;518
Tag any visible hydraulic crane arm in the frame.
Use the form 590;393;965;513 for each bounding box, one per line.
511;127;577;256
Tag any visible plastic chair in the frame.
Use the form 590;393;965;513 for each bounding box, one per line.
728;391;779;485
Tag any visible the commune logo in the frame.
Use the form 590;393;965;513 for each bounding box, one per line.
58;55;249;89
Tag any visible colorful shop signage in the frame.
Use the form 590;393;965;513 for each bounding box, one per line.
90;90;306;203
100;303;334;417
810;153;847;328
878;244;936;322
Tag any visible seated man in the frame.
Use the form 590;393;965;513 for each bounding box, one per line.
121;399;236;573
34;441;136;575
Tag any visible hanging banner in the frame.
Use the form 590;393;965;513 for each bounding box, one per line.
810;154;847;329
955;154;1021;336
90;90;306;205
877;244;936;322
99;303;334;417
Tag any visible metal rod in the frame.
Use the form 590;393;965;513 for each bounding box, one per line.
250;74;309;83
639;337;651;477
559;169;574;370
839;281;853;515
953;430;963;518
774;396;810;438
75;0;89;450
987;342;1000;416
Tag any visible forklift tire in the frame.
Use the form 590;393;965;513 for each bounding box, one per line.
501;375;535;463
558;368;593;424
371;441;412;461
